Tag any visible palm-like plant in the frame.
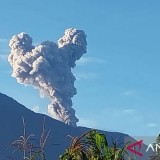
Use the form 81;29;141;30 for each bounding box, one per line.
60;131;91;160
60;130;131;160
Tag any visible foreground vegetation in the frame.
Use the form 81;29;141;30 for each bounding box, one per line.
60;130;131;160
8;118;133;160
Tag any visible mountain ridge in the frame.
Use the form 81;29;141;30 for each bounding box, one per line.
0;92;151;159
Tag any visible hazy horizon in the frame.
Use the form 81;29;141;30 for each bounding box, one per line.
0;0;160;137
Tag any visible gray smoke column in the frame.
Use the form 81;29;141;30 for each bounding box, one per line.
8;28;87;126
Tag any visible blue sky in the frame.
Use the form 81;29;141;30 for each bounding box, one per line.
0;0;160;136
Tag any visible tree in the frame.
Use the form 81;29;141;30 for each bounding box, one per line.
150;134;160;160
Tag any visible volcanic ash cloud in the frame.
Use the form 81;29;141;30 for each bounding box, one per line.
8;28;87;127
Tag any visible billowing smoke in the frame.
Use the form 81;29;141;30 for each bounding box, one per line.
8;28;87;127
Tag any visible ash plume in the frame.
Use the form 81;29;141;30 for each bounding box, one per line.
8;28;87;126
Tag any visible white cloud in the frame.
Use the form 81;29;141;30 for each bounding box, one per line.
75;73;96;80
0;38;8;43
42;112;48;115
33;42;40;46
0;54;8;61
123;90;136;96
0;49;9;52
77;117;98;128
102;107;139;118
105;108;136;118
122;109;135;114
147;123;158;128
0;48;9;62
32;105;40;113
76;57;106;66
